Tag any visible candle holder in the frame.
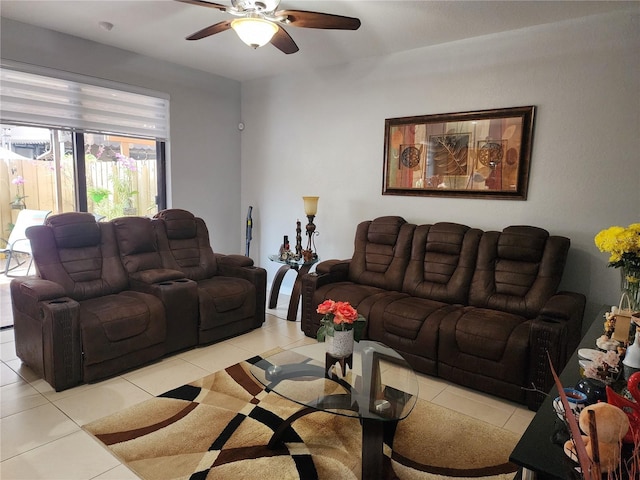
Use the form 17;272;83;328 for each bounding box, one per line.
295;220;302;258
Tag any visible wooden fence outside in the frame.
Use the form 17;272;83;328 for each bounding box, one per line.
1;157;157;244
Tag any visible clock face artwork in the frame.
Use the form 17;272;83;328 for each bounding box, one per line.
401;145;422;168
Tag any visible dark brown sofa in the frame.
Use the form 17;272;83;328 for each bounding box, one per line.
10;210;266;391
301;216;585;410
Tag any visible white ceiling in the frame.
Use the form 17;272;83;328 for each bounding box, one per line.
0;1;635;82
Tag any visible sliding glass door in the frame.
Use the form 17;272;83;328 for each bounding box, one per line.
1;124;165;238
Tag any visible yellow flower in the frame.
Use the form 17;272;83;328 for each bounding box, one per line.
595;226;623;252
594;223;640;269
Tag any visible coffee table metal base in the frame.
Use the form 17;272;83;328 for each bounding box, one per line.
266;396;394;480
361;417;386;480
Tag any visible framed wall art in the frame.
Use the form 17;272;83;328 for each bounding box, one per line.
382;106;535;200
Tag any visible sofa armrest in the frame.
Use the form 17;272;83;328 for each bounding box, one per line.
216;253;254;268
216;260;263;281
13;278;64;302
18;278;65;302
539;291;585;358
126;276;200;353
526;317;568;410
12;278;67;323
526;291;585;410
215;259;267;327
315;259;350;279
301;272;322;337
10;278;82;391
540;291;585;321
299;260;349;338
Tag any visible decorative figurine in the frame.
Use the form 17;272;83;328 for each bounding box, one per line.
279;235;292;260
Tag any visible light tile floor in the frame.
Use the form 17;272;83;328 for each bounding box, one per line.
0;287;535;479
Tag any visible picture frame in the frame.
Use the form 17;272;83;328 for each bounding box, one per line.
382;106;535;200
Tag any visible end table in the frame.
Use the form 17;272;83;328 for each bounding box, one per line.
268;255;318;321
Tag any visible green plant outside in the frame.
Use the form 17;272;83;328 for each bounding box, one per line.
84;152;141;220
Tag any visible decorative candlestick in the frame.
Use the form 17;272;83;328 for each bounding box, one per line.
295;220;302;258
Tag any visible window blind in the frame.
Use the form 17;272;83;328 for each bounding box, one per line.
0;67;169;140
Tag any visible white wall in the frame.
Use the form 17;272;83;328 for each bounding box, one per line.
241;10;640;327
0;18;243;254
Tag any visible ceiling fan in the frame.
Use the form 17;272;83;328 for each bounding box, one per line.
176;0;361;54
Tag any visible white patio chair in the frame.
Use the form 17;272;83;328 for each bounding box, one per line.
1;209;51;276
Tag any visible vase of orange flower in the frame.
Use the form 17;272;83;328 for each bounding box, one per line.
326;330;354;358
316;300;366;358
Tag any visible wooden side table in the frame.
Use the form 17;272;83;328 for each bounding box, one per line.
268;255;318;321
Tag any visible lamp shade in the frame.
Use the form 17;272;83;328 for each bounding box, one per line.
231;17;278;48
303;196;319;216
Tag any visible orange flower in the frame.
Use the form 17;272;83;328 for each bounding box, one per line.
333;301;358;324
316;300;336;315
316;299;366;342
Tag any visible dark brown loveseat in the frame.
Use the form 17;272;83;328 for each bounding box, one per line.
301;216;585;410
10;209;266;391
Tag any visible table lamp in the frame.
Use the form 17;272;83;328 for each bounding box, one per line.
303;196;319;259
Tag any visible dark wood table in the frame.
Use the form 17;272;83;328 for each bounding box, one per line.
510;307;615;479
268;254;318;321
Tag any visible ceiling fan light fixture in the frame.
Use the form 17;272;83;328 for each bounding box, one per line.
231;17;278;49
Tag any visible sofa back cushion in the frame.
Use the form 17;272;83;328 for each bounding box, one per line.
26;212;128;300
113;216;163;273
403;223;482;304
154;209;217;280
469;226;569;318
348;216;414;291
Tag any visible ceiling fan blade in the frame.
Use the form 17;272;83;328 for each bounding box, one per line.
175;0;228;12
270;27;299;54
186;20;232;40
276;10;361;30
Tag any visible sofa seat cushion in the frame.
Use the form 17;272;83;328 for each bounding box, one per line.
438;306;530;385
453;308;526;361
314;282;388;306
366;295;459;376
80;291;166;366
197;277;256;330
374;296;449;341
312;282;393;319
84;297;149;342
368;295;454;355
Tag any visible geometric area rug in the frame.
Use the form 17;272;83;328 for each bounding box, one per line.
84;349;520;480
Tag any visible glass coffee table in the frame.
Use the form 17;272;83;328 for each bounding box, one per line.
250;340;419;480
